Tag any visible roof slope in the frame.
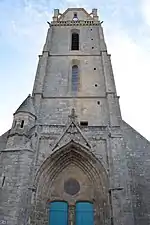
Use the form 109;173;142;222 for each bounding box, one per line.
14;94;36;117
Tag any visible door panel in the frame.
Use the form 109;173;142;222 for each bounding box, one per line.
49;201;68;225
75;202;94;225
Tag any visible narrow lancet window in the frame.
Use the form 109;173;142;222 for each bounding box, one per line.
72;65;79;92
1;174;5;187
21;120;24;128
2;176;5;187
71;33;79;50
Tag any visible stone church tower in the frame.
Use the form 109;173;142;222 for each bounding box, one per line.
0;8;150;225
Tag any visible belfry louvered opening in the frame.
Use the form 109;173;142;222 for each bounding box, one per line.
71;33;79;50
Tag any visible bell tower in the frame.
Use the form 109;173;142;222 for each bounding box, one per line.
29;9;133;224
2;7;150;225
32;7;121;127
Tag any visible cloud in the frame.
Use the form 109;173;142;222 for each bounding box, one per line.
141;0;150;26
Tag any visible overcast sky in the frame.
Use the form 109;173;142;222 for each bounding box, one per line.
0;0;150;140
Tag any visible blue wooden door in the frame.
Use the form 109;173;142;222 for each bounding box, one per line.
75;202;94;225
49;201;68;225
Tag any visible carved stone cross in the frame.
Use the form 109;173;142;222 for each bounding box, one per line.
68;108;77;123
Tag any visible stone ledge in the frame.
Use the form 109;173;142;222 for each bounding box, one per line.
50;20;100;27
1;148;34;152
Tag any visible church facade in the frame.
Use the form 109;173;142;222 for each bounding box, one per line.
0;8;150;225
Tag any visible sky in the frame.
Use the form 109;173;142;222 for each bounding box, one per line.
0;0;150;140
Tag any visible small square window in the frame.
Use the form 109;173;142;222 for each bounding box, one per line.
80;121;88;127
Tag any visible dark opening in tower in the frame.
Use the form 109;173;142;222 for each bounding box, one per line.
71;33;79;50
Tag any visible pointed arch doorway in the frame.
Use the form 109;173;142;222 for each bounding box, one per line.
33;141;109;225
48;201;94;225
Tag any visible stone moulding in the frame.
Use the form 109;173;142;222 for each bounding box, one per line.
50;20;100;27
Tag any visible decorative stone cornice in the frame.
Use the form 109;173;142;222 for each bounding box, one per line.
49;20;100;27
8;131;29;138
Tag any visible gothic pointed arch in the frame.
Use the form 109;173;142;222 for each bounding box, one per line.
31;141;110;225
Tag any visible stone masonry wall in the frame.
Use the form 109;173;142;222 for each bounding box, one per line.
0;149;34;225
122;121;150;225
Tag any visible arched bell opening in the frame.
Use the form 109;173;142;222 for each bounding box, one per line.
31;141;110;225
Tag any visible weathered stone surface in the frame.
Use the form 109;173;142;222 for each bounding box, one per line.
0;7;150;225
122;121;150;225
0;130;9;151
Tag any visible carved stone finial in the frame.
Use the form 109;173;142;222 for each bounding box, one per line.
68;108;77;122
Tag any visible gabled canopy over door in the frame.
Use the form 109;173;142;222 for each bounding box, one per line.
75;202;94;225
49;201;68;225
